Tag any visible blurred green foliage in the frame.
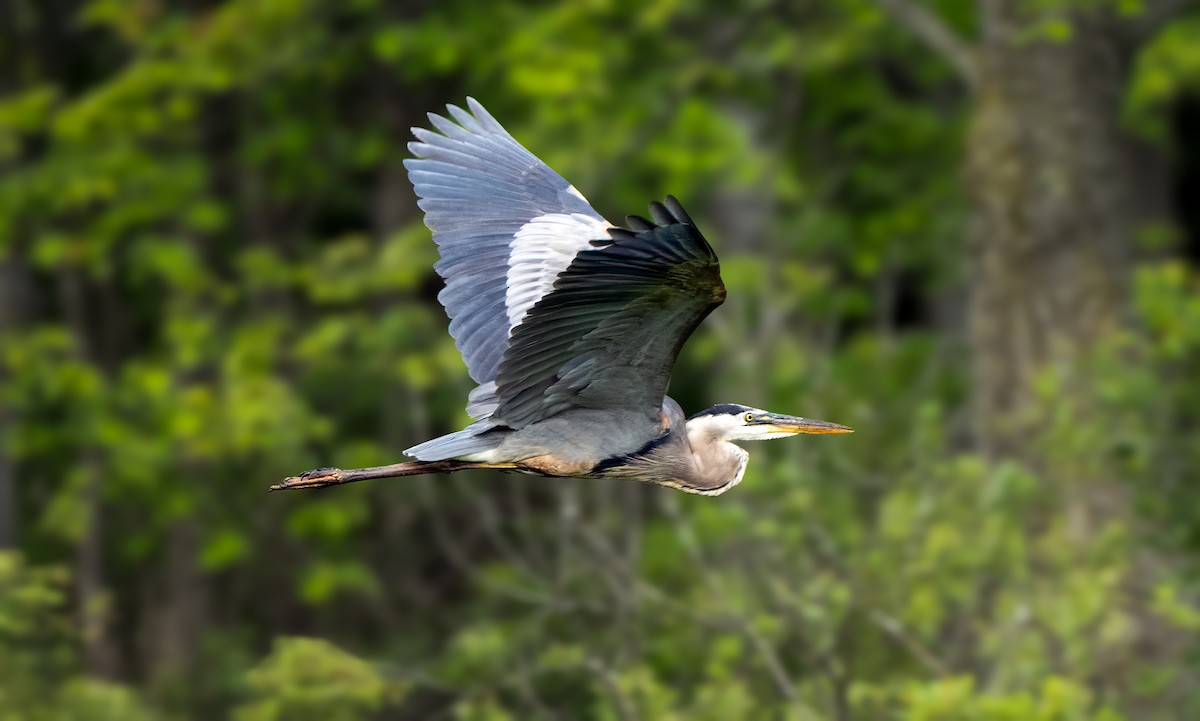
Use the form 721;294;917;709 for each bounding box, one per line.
0;553;155;721
1;0;1199;718
236;638;398;721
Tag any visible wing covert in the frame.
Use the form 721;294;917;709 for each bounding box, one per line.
405;98;609;389
492;197;725;429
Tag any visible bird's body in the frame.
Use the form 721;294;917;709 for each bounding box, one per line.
455;397;746;495
274;98;850;496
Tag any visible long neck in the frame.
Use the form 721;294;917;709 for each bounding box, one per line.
680;423;749;496
596;400;748;495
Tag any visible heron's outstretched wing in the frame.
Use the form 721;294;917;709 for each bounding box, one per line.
493;198;726;429
404;98;611;392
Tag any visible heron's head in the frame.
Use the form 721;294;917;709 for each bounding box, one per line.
686;404;853;444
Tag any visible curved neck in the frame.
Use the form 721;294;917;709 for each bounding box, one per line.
682;421;750;496
596;399;750;495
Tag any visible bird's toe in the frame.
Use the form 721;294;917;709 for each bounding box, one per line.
269;467;343;492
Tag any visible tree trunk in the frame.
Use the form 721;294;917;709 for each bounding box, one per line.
0;406;13;551
0;259;30;549
59;266;120;678
147;519;207;680
966;2;1155;456
76;458;119;677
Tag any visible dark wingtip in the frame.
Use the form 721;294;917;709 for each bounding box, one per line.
623;197;695;233
663;195;694;225
625;214;655;231
647;201;672;225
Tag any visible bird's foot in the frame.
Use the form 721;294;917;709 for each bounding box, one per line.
270;467;344;492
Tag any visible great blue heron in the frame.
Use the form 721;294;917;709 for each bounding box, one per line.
272;98;851;497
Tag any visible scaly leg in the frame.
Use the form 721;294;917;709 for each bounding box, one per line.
270;460;517;492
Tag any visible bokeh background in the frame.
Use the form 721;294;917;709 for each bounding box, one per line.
3;0;1200;718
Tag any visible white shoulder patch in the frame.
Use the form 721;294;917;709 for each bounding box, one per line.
505;213;612;332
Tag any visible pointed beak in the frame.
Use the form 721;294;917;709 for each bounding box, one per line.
760;414;854;435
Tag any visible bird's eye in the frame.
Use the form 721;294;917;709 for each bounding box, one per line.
744;412;755;423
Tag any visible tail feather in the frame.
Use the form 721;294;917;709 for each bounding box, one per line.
404;420;504;461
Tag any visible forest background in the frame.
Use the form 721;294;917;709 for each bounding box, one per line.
3;0;1200;718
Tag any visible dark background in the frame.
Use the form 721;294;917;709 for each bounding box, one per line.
2;0;1200;718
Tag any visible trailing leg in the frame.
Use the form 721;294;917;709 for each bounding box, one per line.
269;460;515;492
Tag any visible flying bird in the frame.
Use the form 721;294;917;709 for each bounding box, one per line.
273;98;851;496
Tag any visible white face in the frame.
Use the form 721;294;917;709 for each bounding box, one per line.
686;406;853;444
687;408;798;443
